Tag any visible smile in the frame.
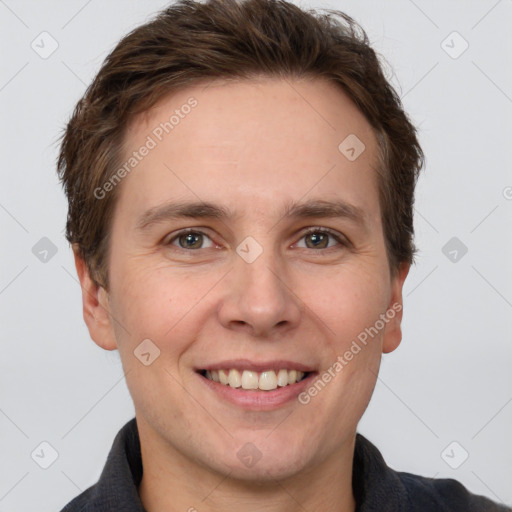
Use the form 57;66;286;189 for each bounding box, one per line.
197;360;316;410
202;369;308;391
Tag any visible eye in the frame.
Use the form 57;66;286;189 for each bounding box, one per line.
166;229;216;250
295;228;346;250
164;227;347;252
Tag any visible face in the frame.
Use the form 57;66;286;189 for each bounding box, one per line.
76;77;408;482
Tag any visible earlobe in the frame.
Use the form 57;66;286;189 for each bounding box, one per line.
72;245;117;351
382;262;410;354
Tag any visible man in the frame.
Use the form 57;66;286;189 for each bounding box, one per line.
57;0;509;510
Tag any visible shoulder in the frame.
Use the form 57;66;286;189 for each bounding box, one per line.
57;418;144;511
397;471;511;512
353;434;510;512
58;487;95;512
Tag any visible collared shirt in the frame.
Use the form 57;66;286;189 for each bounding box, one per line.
59;418;510;511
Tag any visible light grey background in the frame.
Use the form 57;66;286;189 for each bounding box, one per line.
1;0;511;510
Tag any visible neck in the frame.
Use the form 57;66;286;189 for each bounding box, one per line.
137;420;357;512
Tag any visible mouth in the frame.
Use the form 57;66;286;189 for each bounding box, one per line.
198;368;310;391
195;360;316;410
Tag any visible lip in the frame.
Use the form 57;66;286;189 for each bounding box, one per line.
196;359;316;373
197;367;317;411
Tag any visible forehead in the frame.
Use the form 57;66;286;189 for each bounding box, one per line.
119;76;380;223
129;76;377;154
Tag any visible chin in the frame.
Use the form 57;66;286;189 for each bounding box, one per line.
214;434;315;482
224;457;308;483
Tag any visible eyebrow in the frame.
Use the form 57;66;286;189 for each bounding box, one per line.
135;198;367;231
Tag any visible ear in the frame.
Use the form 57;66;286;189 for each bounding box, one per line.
72;245;117;351
382;262;410;354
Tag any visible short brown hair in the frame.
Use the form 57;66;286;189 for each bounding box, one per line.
57;0;423;289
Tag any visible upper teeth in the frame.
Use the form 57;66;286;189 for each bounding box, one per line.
204;369;306;391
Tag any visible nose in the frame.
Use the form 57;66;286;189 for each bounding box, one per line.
217;248;302;338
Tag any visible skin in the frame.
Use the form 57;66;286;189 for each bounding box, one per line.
74;76;409;512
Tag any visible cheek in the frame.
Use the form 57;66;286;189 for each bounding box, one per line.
108;266;212;420
301;265;390;350
108;260;225;357
111;265;200;350
299;267;390;427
